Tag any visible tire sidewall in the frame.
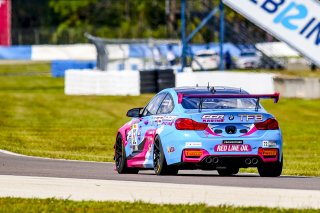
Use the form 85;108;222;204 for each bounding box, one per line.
154;136;166;175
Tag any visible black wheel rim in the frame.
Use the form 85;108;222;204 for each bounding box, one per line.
115;137;123;169
153;141;161;172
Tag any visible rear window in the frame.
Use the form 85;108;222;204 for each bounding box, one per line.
240;52;256;57
196;53;217;57
181;98;259;110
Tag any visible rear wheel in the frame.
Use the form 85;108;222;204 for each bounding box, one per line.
114;134;139;174
153;136;178;175
258;155;283;177
217;167;239;176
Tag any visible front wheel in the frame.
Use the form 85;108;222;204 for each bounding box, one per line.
153;136;178;175
114;134;139;174
258;155;283;177
217;167;239;176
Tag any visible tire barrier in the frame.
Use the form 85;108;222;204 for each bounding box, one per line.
139;69;175;94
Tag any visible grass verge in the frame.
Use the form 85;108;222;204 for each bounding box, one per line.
0;62;319;175
0;197;318;213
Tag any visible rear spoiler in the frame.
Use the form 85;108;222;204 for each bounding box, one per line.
178;92;280;104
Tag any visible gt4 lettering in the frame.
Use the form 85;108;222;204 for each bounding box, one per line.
214;144;252;152
239;114;263;121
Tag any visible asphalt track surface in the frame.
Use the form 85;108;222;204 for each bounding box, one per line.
1;151;319;191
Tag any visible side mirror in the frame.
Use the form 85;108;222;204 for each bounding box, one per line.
126;108;143;118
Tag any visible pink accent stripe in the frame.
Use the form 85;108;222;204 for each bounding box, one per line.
178;93;183;104
241;125;257;136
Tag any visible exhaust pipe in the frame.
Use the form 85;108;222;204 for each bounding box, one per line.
245;158;252;165
205;157;213;164
252;158;258;165
212;157;219;164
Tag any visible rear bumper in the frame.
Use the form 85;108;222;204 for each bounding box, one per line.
161;129;282;166
182;148;279;168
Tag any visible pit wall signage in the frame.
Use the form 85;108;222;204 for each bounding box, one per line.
223;0;320;66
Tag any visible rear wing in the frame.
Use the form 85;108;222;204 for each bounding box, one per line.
178;92;280;104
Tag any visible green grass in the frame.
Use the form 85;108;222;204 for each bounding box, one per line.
0;62;319;175
0;61;51;75
0;75;152;162
0;198;318;213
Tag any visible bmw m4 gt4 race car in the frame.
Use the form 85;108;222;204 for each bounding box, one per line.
114;87;283;177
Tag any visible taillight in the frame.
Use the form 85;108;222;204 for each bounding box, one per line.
175;118;208;130
254;118;279;130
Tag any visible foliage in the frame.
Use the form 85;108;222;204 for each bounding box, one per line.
11;0;266;44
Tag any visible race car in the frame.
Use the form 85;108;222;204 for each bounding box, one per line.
114;86;283;177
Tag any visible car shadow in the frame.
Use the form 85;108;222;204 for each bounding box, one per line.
137;171;312;179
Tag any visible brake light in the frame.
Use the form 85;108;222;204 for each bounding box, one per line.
254;118;279;130
175;118;208;130
258;148;278;157
184;150;203;157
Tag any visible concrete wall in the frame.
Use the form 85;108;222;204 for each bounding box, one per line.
274;77;320;99
64;69;320;99
65;70;140;96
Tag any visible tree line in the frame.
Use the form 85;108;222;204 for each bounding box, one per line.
11;0;269;44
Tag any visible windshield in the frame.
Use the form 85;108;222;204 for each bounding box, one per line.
181;98;259;110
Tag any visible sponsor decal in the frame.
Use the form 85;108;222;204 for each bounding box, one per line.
131;124;138;145
214;144;252;152
239;114;263;121
201;114;224;122
223;140;243;144
262;140;277;147
185;142;202;147
162;116;177;121
152;116;177;126
167;146;175;153
153;116;164;123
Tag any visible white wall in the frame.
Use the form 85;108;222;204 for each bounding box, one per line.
176;71;276;94
32;44;130;61
32;44;97;61
65;70;140;96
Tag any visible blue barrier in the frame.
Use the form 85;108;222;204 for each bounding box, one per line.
0;45;32;60
51;60;96;77
0;43;241;61
129;43;241;59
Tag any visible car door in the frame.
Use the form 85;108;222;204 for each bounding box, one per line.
131;92;167;153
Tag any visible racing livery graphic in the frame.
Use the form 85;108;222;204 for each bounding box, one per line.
114;87;283;177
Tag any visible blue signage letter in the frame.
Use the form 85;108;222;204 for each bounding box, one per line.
306;23;320;45
261;0;285;13
274;2;308;30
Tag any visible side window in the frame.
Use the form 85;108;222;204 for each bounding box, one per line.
157;94;174;114
142;93;167;116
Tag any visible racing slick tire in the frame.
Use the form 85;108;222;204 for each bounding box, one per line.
115;134;139;174
258;155;283;177
153;136;178;176
217;167;239;176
